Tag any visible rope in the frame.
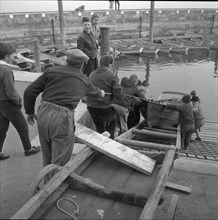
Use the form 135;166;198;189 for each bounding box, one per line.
56;197;79;220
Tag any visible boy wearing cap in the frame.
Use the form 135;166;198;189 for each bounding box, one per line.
191;95;205;141
165;95;195;149
0;42;40;160
24;49;105;167
77;16;98;77
87;55;125;139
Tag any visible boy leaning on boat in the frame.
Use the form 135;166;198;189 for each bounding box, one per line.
163;95;195;149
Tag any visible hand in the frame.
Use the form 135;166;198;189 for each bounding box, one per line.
101;90;105;98
27;114;37;126
133;96;142;105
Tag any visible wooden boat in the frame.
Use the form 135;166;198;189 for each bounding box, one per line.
111;41;144;55
140;91;188;128
10;120;179;220
15;48;54;71
161;39;189;55
175;39;210;52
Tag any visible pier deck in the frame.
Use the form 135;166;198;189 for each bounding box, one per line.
181;121;218;161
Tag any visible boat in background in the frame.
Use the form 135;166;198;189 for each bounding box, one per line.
140;91;188;128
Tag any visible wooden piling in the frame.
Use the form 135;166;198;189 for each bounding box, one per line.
33;39;41;72
100;27;110;56
57;0;66;47
149;1;155;42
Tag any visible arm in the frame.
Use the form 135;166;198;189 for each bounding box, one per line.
77;36;85;52
24;72;47;115
3;70;22;106
86;79;104;99
111;76;125;102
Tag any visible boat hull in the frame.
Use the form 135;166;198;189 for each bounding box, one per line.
140;100;179;128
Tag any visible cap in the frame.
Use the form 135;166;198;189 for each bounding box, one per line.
66;49;89;63
100;55;113;66
191;95;199;102
182;95;191;103
91;13;99;22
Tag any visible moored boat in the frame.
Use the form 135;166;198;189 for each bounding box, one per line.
140;91;189;128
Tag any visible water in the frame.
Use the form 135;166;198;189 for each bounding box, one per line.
116;50;218;122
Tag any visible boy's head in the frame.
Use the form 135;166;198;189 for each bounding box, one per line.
0;42;16;61
191;95;199;102
129;74;138;86
82;16;91;32
190;90;197;96
100;55;113;67
91;13;100;26
182;95;191;103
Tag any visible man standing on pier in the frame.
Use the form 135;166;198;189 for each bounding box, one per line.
24;49;105;167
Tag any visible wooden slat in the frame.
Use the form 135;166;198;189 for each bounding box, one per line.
75;123;156;175
165;182;191;194
10;147;93;219
166;194;179;220
139;149;176;220
132;128;177;139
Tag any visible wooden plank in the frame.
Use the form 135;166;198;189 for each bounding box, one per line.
30;183;69;219
176;124;181;150
139;149;176;220
75;123;156;175
166;194;179;220
165;182;191;194
10;147;93;219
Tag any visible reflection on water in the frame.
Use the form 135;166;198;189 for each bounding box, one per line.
116;50;218;122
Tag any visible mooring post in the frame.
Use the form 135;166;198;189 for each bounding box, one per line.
139;15;142;38
57;0;66;47
51;19;56;45
149;1;155;43
100;27;110;56
33;39;41;72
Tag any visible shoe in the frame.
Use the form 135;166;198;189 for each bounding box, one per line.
0;153;10;160
25;146;41;156
195;137;201;141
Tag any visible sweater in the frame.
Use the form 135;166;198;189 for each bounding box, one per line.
86;66;124;109
166;103;194;125
24;65;102;115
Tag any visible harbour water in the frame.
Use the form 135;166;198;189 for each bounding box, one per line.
117;50;218;122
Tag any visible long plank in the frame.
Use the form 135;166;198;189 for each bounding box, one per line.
165;182;191;194
139;149;176;220
10;147;93;219
166;194;179;220
75;123;156;175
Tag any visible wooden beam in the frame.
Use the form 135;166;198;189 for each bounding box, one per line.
100;27;110;56
10;147;93;219
75;123;156;175
116;137;175;151
139;149;176;220
165;182;192;194
66;172;149;207
166;194;179;220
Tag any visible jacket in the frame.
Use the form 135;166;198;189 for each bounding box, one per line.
24;64;102;115
86;66;124;109
167;103;194;125
0;63;22;106
77;30;97;58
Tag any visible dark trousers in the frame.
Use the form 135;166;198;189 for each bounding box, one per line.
82;57;98;77
88;106;117;139
0;101;32;152
127;105;141;129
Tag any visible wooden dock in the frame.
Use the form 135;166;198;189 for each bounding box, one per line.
180;121;218;161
